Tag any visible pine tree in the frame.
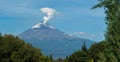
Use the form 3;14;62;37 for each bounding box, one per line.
93;0;120;61
82;41;87;52
49;54;53;62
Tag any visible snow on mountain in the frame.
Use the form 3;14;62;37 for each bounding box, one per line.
18;22;94;59
32;22;55;29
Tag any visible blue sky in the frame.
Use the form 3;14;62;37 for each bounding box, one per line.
0;0;106;42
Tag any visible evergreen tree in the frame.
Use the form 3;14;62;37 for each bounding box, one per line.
49;54;53;62
65;42;88;62
92;0;120;61
0;33;1;37
93;0;120;44
82;41;87;52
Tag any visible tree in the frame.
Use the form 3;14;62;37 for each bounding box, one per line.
0;32;2;43
92;0;120;61
0;33;52;62
65;42;88;62
0;33;1;37
82;41;87;52
93;0;120;44
49;54;53;62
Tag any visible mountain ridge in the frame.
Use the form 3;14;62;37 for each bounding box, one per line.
18;22;94;59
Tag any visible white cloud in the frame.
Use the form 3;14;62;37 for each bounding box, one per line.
73;32;95;38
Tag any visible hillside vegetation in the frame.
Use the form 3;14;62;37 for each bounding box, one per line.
0;34;52;62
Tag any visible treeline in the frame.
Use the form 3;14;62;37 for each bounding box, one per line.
65;41;108;62
65;0;120;62
0;34;53;62
65;39;120;62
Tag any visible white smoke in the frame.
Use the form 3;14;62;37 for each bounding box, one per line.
40;7;56;24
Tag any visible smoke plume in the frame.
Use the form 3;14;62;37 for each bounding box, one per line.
40;7;56;24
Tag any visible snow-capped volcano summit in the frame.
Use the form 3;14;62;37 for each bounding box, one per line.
32;22;55;29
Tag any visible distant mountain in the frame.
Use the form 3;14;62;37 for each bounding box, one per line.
18;22;94;59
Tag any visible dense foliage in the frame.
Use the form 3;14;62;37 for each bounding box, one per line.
0;34;52;62
65;0;120;62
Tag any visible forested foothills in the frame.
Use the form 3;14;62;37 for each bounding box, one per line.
0;0;120;62
65;0;120;62
0;34;53;62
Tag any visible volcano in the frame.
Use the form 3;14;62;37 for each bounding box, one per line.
18;22;94;59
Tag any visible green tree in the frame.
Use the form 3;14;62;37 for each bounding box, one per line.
65;42;88;62
82;41;87;52
49;54;53;62
0;33;52;62
93;0;120;45
92;0;120;61
0;33;1;37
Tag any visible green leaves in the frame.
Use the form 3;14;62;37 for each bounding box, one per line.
0;34;52;62
93;0;120;62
